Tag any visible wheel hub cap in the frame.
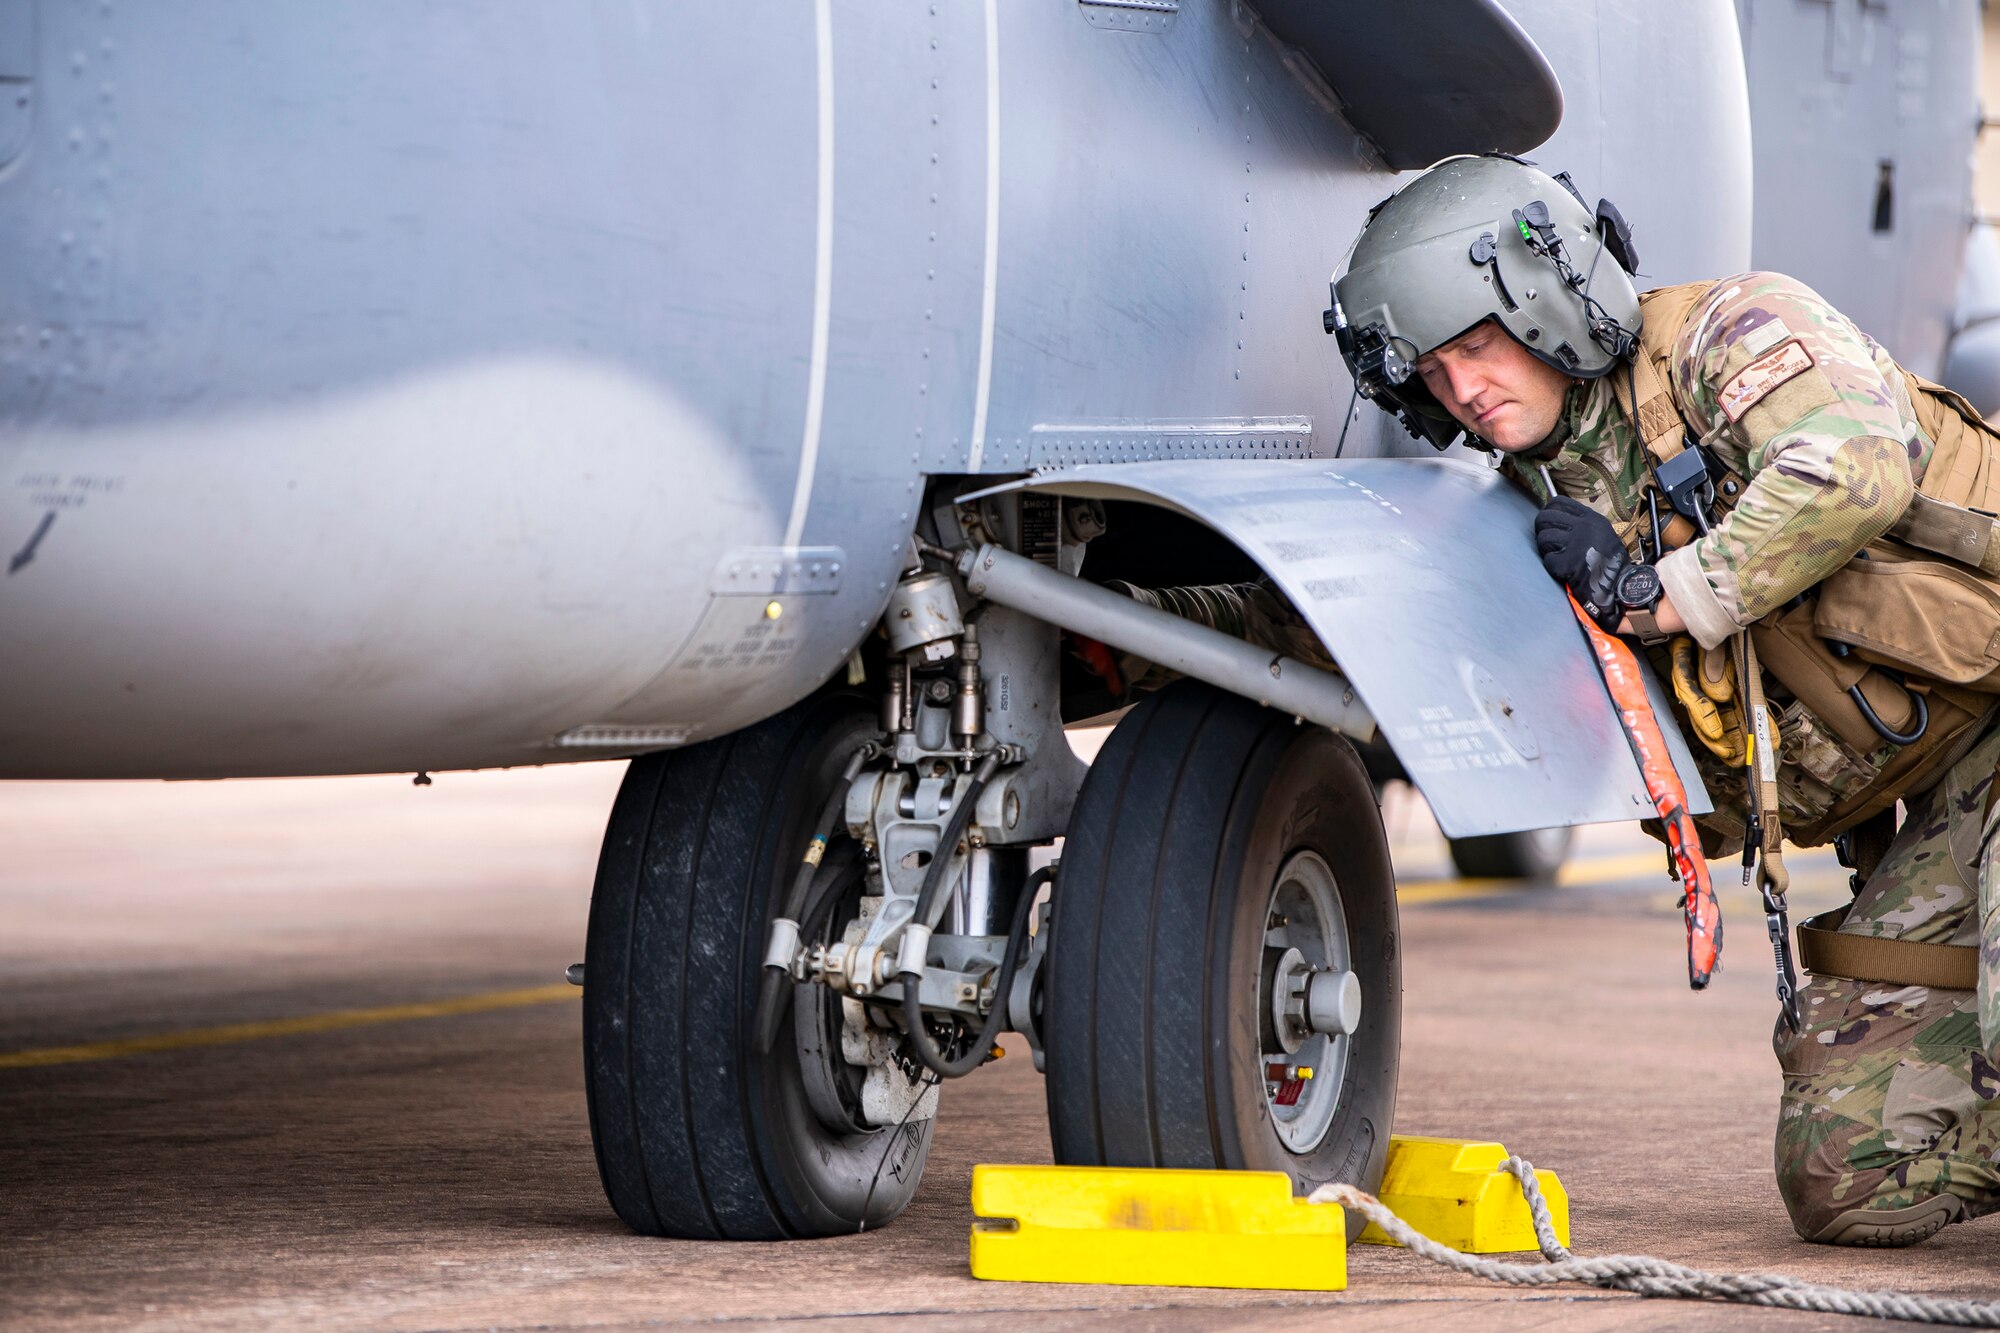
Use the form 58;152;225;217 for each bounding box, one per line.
1260;850;1354;1155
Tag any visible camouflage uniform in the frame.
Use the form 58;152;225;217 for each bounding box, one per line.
1523;273;1998;1244
1114;273;2000;1244
1502;272;1935;852
1774;724;2000;1243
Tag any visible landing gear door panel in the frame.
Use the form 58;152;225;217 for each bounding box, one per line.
1020;457;1711;838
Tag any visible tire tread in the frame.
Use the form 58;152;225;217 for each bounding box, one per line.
1045;681;1399;1200
584;694;929;1241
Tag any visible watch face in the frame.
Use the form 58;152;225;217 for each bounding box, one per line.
1617;562;1663;610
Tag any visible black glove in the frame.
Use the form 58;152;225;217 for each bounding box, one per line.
1534;496;1628;631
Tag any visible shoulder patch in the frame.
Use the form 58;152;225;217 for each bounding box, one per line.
1718;339;1815;423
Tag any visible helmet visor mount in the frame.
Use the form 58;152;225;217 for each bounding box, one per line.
1341;317;1415;392
1328;282;1496;451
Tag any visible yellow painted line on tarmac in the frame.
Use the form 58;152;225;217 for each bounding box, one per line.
1394;878;1517;904
0;983;579;1071
1398;850;1688;904
1550;849;1687;886
1400;846;1845;905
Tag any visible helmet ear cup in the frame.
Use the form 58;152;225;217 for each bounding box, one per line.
1377;386;1467;452
1595;197;1641;275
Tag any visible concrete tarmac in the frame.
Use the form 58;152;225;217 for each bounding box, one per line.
3;761;1998;1330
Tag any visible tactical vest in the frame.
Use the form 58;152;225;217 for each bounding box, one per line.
1619;282;2000;846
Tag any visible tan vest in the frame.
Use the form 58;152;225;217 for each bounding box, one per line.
1621;282;2000;846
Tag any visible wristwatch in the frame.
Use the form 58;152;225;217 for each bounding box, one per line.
1615;561;1670;644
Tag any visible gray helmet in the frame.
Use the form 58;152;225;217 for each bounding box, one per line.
1326;154;1642;449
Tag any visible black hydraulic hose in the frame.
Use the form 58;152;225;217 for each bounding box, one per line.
908;749;1004;933
752;743;875;1056
895;749;1004;1078
901;849;1053;1082
901;861;1051;1079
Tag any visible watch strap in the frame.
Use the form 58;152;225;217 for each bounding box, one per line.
1627;606;1671;645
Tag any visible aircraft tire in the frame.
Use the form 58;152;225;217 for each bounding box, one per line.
582;692;932;1240
1445;825;1574;880
1043;680;1399;1235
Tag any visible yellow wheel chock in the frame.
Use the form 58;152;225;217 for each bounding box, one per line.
969;1137;1567;1290
1357;1135;1569;1254
970;1163;1348;1291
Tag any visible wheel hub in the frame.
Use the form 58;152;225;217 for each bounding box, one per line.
1269;947;1362;1054
1259;850;1355;1155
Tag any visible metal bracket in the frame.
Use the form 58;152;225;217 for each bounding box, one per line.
1079;0;1178;33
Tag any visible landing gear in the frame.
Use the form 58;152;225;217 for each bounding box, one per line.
581;694;933;1239
578;494;1409;1244
1043;681;1400;1234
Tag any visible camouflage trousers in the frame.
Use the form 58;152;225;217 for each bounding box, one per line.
1773;723;2000;1245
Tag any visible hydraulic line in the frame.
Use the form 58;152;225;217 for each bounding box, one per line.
894;747;1003;1077
909;749;1005;936
752;743;876;1056
902;857;1053;1080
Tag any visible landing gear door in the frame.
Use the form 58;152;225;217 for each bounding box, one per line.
1018;457;1711;839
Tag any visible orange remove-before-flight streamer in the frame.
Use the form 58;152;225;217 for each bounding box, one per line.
1567;594;1722;987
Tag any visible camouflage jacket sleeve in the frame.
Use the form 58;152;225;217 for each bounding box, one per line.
1652;273;1923;651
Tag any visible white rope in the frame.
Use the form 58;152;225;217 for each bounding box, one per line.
1308;1158;2000;1326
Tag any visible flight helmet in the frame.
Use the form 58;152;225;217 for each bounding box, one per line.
1326;154;1643;449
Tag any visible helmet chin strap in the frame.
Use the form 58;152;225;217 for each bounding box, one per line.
1522;432;1567;462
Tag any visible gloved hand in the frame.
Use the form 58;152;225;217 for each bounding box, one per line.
1534;496;1629;631
1669;635;1748;765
